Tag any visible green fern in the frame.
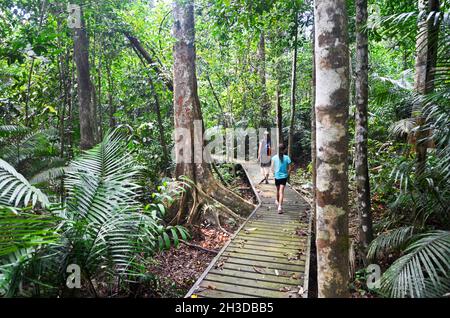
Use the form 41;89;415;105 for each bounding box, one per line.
0;159;50;208
367;226;415;260
0;130;188;296
380;230;450;298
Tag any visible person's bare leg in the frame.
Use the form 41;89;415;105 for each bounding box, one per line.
278;184;285;213
259;167;266;184
275;184;280;205
264;167;269;183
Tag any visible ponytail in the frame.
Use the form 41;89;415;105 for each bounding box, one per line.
278;143;286;162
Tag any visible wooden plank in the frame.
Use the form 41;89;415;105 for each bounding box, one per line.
226;246;306;259
224;256;305;272
254;212;302;218
199;280;288;298
236;233;303;242
209;268;302;286
242;226;307;237
233;236;304;247
194;289;256;298
246;219;308;229
205;273;298;291
252;215;301;222
229;241;305;253
222;250;305;266
230;240;304;252
219;262;303;278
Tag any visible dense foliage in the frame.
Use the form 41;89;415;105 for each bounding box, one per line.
0;0;449;298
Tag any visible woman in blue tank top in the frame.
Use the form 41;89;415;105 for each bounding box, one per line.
271;143;292;214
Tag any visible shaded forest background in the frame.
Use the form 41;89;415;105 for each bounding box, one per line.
0;0;449;298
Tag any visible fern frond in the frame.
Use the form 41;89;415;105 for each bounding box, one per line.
368;226;415;260
380;230;450;298
0;159;49;208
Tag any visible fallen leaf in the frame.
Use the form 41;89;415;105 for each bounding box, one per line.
291;273;300;280
207;284;216;290
253;266;265;274
279;286;291;292
215;261;224;270
298;287;307;296
274;269;279;276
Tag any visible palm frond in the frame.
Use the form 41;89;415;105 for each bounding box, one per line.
0;159;49;208
389;118;416;138
0;206;59;257
62;130;173;278
0;128;58;168
29;166;73;185
367;226;415;260
380;230;450;298
0;125;28;137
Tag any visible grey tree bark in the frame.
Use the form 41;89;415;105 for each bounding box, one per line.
288;12;299;159
258;31;270;128
73;7;97;150
314;0;350;298
355;0;373;248
276;87;283;147
172;0;254;225
413;0;440;176
311;21;317;227
106;61;116;128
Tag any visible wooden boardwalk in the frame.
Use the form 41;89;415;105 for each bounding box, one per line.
186;160;312;298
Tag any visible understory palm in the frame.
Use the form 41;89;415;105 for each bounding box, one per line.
0;130;187;297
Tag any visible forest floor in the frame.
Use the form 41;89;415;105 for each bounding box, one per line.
148;164;385;298
148;164;257;298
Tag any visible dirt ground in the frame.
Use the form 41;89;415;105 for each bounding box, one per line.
148;164;256;298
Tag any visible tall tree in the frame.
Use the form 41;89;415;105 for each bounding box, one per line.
355;0;373;248
311;13;317;242
413;0;440;175
172;0;254;225
288;11;299;159
258;31;270;128
73;6;96;150
314;0;350;298
276;87;283;147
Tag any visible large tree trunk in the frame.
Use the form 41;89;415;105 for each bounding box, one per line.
355;0;373;248
73;8;96;150
276;87;283;147
172;0;254;225
314;0;350;298
288;12;299;159
258;31;270;128
413;0;440;175
106;62;116;128
311;20;317;227
97;38;103;140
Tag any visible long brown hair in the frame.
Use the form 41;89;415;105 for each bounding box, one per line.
278;143;286;162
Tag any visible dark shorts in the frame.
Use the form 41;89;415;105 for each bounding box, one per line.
275;178;287;186
260;161;271;167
